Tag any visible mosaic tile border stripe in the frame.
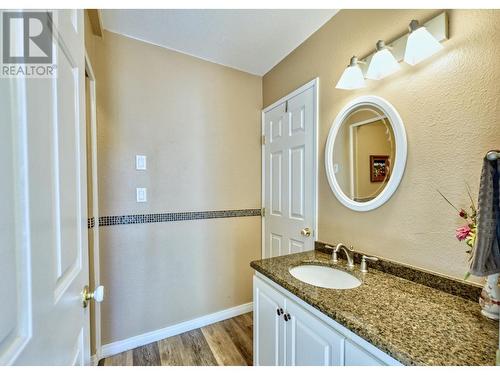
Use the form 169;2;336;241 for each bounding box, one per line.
97;209;261;227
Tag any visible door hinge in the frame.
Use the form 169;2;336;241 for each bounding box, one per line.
285;100;288;113
261;135;266;145
261;207;266;217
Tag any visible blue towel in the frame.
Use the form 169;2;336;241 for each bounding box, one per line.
470;153;500;276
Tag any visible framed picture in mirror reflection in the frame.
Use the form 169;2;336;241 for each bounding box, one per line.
370;155;390;183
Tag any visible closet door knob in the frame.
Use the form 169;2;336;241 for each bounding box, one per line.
301;227;312;237
276;308;283;316
284;313;291;322
82;285;105;308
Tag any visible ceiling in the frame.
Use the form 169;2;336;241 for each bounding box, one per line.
101;9;338;76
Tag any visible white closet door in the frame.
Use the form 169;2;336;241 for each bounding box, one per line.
0;10;90;365
263;84;316;258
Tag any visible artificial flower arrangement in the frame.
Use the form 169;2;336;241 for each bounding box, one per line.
437;185;477;279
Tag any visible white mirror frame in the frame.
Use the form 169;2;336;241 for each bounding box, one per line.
325;95;407;211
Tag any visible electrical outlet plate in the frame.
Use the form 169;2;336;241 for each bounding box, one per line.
136;188;147;202
136;155;147;170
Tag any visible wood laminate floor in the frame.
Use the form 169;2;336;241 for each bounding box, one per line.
101;312;253;366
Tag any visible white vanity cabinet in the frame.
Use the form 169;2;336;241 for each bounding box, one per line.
253;274;402;366
284;296;343;365
253;274;286;365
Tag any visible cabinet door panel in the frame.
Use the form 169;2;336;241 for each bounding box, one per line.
253;276;286;366
285;298;344;366
344;340;385;366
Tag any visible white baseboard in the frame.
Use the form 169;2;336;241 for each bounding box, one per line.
101;302;253;359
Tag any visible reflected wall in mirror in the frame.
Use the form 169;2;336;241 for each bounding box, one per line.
333;105;395;202
326;96;407;211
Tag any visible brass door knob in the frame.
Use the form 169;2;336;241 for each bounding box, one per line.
82;285;104;308
301;227;312;237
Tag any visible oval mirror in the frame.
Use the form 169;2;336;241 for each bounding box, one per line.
325;96;407;211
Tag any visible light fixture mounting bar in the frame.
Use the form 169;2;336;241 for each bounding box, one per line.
358;11;448;75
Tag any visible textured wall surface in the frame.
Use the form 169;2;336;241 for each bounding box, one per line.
263;9;500;282
92;31;262;344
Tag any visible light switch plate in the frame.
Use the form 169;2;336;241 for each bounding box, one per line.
136;188;147;202
136;155;147;170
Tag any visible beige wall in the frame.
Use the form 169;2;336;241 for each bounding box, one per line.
333;109;395;201
100;218;260;343
263;9;500;282
84;11;97;71
95;31;262;215
92;31;262;344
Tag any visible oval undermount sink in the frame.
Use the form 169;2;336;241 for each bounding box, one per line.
289;264;361;289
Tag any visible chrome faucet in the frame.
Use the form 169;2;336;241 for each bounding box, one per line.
332;243;355;268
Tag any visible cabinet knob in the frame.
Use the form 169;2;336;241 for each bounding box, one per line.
284;313;291;321
276;308;283;316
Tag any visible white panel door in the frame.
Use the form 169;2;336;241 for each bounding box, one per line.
284;297;344;366
263;84;316;258
0;10;90;365
253;276;286;366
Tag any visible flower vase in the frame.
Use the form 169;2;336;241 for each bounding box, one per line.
479;273;500;320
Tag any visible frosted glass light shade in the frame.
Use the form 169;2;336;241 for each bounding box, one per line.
366;49;401;80
335;65;365;90
404;26;443;66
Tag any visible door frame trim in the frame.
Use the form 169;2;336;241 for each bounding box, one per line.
84;50;102;363
261;78;319;258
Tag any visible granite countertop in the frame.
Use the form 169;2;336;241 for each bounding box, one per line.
250;250;499;366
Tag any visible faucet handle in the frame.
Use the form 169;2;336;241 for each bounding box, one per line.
332;248;339;263
360;255;378;273
324;244;340;262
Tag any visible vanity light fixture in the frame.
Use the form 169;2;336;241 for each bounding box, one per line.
335;56;366;90
366;40;401;80
404;20;443;66
334;12;448;90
